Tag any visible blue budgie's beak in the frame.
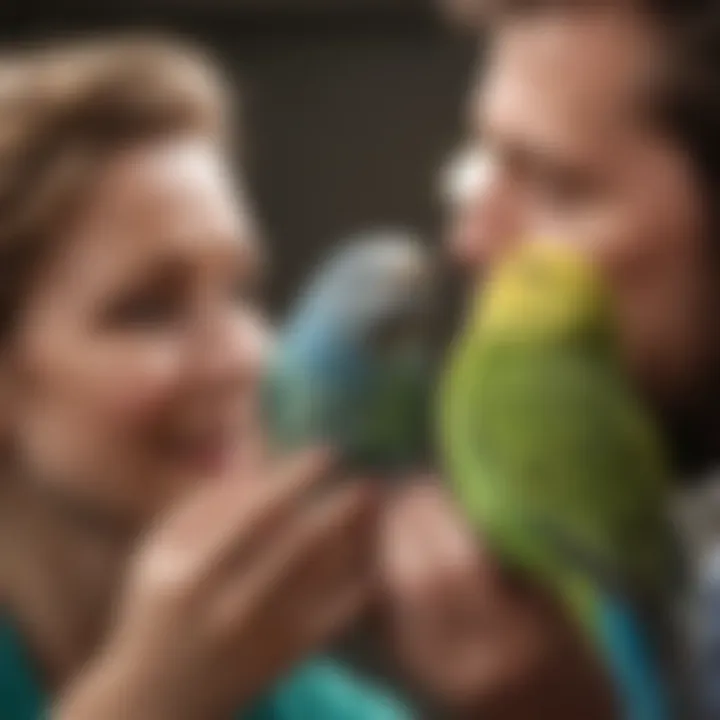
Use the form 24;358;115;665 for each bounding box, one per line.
340;231;435;350
284;229;435;353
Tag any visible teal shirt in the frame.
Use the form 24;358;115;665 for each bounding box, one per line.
0;619;412;720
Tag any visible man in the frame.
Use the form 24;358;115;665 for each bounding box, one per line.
383;1;720;717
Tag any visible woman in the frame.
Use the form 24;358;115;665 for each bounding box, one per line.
0;37;411;719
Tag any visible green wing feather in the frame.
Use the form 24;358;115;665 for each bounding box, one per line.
442;337;672;594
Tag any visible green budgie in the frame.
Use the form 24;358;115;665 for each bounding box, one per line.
440;241;678;719
263;230;435;473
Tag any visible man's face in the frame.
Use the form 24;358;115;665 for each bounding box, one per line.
448;9;718;423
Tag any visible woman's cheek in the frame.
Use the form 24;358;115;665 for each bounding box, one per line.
93;343;186;428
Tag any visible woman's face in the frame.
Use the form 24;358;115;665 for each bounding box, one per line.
5;137;268;524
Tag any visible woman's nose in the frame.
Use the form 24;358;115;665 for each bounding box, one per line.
190;309;271;391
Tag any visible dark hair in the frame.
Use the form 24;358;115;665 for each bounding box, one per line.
0;35;231;342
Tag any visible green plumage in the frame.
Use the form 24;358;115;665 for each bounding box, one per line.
440;242;674;637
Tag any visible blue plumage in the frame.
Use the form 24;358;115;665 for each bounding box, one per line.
263;230;435;473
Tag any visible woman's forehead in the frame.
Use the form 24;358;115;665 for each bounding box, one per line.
93;138;244;221
39;138;259;290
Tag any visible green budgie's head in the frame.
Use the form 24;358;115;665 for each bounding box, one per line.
473;241;615;348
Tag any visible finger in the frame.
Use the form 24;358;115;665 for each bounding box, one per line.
380;508;428;596
414;494;497;615
381;486;505;662
158;447;337;575
249;575;374;674
249;446;337;526
302;576;373;645
381;485;463;593
405;485;479;566
387;484;497;598
227;480;377;615
286;487;378;606
211;582;368;706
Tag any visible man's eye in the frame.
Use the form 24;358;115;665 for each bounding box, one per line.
535;167;599;208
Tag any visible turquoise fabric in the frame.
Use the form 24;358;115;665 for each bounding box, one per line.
0;618;413;720
599;597;673;720
0;621;42;720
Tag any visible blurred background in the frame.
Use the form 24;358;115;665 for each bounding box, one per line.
0;0;476;314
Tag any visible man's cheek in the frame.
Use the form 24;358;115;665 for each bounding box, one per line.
583;217;705;392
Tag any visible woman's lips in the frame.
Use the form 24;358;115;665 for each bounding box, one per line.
181;435;238;476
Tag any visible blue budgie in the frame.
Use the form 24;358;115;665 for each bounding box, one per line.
263;230;435;474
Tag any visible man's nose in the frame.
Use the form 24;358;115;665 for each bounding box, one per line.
443;149;524;273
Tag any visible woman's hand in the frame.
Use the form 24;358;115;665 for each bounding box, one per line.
380;482;617;719
56;449;378;720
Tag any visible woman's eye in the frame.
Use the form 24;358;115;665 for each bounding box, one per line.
102;291;181;330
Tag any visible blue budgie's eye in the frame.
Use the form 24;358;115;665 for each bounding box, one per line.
368;317;405;351
367;314;424;356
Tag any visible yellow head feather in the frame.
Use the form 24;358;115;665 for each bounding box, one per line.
474;241;613;343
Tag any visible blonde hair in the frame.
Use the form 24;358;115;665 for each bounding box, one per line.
0;35;231;339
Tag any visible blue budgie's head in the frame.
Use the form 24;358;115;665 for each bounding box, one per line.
284;229;434;364
265;230;435;470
